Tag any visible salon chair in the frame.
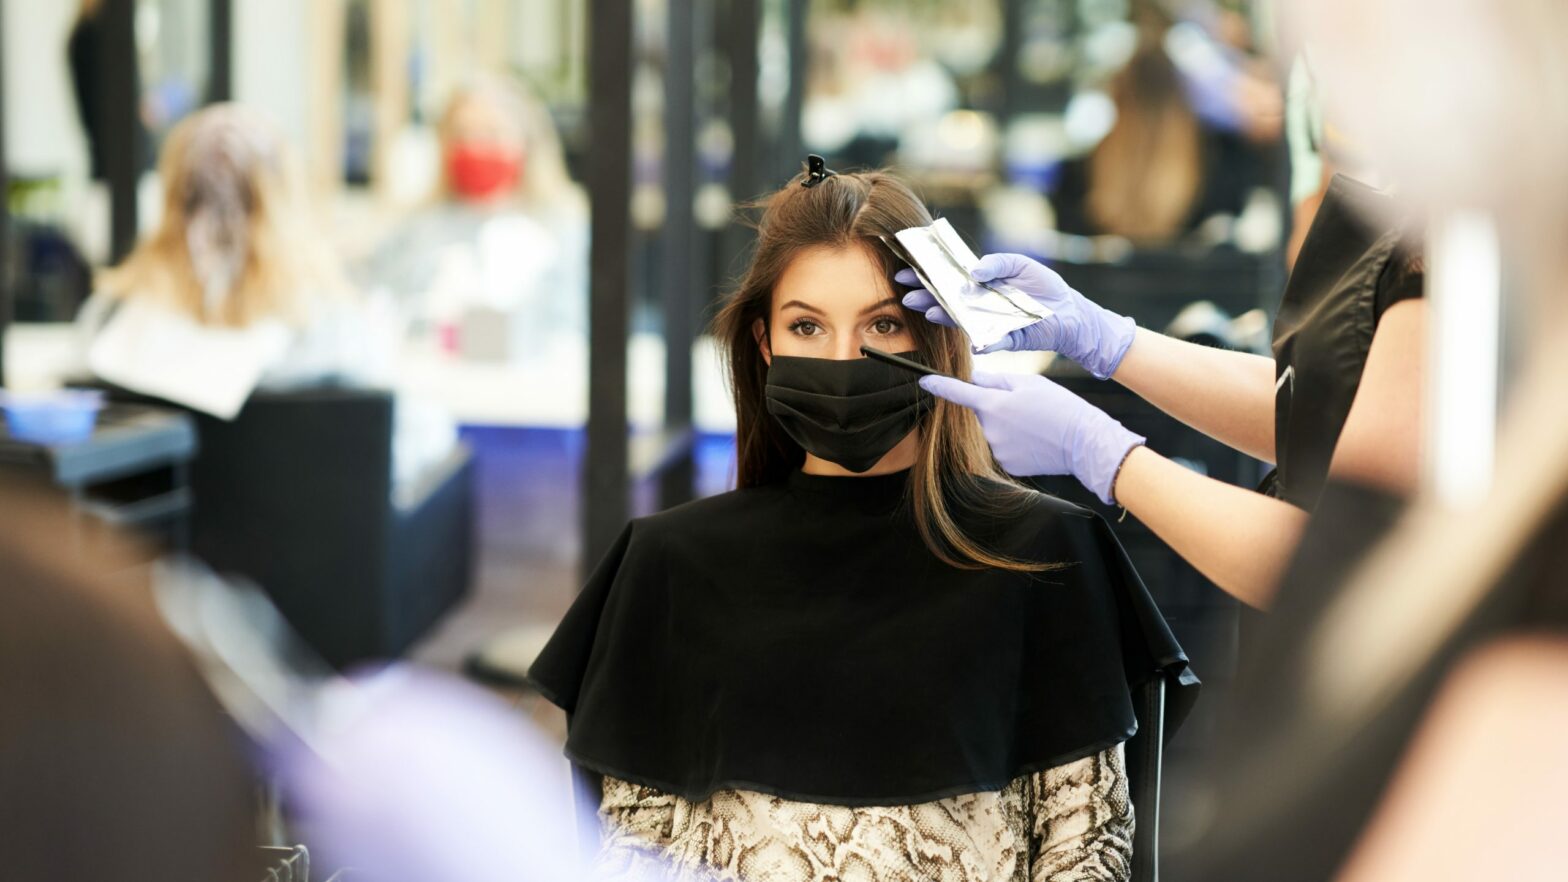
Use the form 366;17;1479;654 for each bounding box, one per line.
90;384;475;668
1123;676;1168;882
566;675;1170;881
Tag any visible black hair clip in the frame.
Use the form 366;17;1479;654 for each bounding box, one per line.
801;154;838;188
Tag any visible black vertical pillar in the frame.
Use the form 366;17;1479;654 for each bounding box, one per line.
658;0;696;509
715;0;761;309
584;0;635;567
727;0;761;206
102;0;139;263
208;0;233;103
690;0;717;321
997;0;1024;124
780;0;807;170
0;0;10;387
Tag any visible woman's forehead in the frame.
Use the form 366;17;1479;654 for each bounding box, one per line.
448;96;524;142
773;243;894;312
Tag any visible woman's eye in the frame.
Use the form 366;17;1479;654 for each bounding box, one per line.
788;319;821;337
870;316;903;335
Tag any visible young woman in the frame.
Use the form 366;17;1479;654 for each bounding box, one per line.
529;167;1196;882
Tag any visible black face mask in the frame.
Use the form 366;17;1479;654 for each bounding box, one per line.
764;352;931;473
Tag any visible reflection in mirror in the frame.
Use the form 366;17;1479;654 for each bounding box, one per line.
136;0;211;147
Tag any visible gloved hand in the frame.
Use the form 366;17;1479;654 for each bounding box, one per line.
920;370;1145;505
897;253;1137;379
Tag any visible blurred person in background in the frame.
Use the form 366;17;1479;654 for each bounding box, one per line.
801;7;961;170
75;103;455;489
0;481;595;882
67;0;150;183
360;76;589;356
0;483;256;882
1050;1;1282;243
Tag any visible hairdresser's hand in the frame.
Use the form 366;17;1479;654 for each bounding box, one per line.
921;371;1144;505
898;253;1136;379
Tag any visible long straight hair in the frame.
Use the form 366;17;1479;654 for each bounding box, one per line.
1087;40;1203;241
712;168;1054;573
99;104;349;328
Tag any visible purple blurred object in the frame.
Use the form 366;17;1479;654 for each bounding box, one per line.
279;665;601;882
0;389;105;444
1165;22;1247;134
1005;157;1063;193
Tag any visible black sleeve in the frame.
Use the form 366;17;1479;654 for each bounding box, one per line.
1373;235;1425;320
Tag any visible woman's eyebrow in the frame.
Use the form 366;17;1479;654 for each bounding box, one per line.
777;300;825;315
778;297;899;316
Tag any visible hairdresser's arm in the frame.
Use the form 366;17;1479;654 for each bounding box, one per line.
1111;329;1279;463
901;255;1278;461
924;300;1424;608
1112;300;1426;606
1112;447;1306;607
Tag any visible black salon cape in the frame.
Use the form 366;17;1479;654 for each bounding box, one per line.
528;468;1198;807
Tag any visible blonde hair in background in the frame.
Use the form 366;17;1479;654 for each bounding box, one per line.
99;104;351;328
438;75;585;216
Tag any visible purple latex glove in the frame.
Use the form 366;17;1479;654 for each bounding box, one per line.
897;253;1137;379
921;370;1145;505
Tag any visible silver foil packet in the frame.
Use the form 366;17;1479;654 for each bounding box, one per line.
892;218;1049;353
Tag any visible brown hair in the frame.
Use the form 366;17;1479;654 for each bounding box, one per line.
1086;39;1204;241
712;167;1055;573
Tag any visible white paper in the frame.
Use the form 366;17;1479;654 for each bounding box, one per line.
87;300;292;420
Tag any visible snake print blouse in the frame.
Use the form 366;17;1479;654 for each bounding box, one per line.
592;743;1132;882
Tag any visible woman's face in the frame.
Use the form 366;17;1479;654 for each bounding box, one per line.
760;244;915;362
445;93;525;155
444;93;526;204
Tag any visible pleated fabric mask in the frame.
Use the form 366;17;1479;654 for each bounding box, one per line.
764;352;931;472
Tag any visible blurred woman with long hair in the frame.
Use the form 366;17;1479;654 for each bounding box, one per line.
361;76;588;348
96;104;350;329
79;103;452;485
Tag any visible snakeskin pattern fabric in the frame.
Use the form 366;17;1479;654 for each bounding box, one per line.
593;744;1132;882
